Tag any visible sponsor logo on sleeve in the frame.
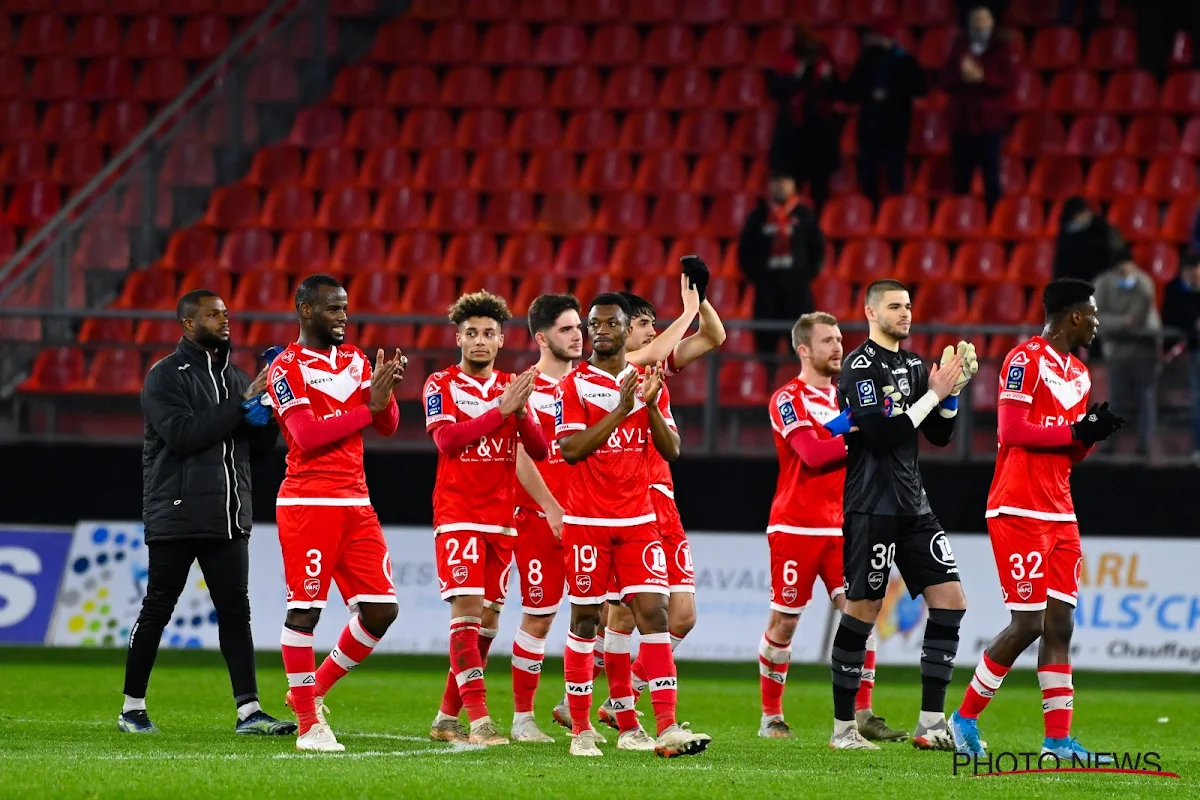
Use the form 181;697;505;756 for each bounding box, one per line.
272;375;296;406
856;379;877;406
425;392;443;419
1005;365;1026;391
850;354;872;370
779;399;798;427
554;399;564;427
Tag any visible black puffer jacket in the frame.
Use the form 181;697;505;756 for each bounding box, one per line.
141;338;276;542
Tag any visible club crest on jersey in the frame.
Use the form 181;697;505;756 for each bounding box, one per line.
868;571;885;591
857;379;876;406
529;585;544;603
281;350;295;363
451;565;469;584
349;364;361;381
778;399;798;427
576;575;592;593
1005;365;1026;391
781;587;798;604
897;376;910;396
1017;581;1033;600
642;543;668;578
850;354;871;370
426;392;443;418
303;578;320;598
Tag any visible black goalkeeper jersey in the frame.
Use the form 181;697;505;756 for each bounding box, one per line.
837;338;955;516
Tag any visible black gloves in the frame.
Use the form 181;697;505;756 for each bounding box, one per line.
680;255;709;305
1070;402;1126;446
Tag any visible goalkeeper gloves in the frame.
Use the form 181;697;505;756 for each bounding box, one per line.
880;385;903;418
822;408;855;436
680;255;709;304
1070;402;1126;445
941;341;979;396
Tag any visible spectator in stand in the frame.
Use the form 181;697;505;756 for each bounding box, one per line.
956;0;1010;27
767;24;842;215
940;6;1017;214
1053;197;1127;283
1094;249;1162;459
738;171;825;362
1060;0;1102;41
843;19;927;204
1162;253;1200;464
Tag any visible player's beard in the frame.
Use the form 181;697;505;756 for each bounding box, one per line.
818;356;842;377
195;328;229;352
880;321;909;341
466;356;494;371
548;341;577;363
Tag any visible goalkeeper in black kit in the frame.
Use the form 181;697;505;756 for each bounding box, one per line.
828;279;980;751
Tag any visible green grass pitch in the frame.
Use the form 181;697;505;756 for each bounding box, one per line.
1;648;1196;799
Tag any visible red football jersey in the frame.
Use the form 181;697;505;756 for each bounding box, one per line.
514;372;572;514
555;363;675;525
268;344;374;503
987;336;1091;521
646;353;682;497
767;377;844;535
424;365;527;535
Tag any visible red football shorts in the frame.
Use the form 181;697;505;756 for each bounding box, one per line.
652;490;694;594
768;532;844;614
276;504;395;610
514;508;565;615
434;528;515;605
564;520;668;605
987;515;1082;611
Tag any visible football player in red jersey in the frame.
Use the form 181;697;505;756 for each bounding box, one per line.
424;291;548;747
757;313;906;743
267;274;404;753
555;293;711;758
950;279;1123;763
588;284;726;731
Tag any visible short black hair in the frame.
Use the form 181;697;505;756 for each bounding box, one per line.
176;289;219;323
619;291;656;321
1042;278;1095;320
295;274;343;310
527;293;580;336
448;290;511;327
865;279;908;306
589;292;632;323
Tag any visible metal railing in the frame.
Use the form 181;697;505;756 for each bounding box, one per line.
3;307;1194;463
0;0;330;327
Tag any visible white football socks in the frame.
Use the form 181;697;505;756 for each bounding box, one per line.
122;695;146;713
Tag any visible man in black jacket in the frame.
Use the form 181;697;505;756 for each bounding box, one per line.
738;172;826;364
1163;253;1200;464
119;289;293;735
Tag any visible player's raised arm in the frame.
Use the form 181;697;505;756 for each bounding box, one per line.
627;275;701;368
643;364;681;462
557;369;636;464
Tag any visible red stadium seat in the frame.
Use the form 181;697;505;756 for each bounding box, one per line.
1124;116;1179;158
261;185;315;230
634;152;689;193
498;233;555;274
719;361;768;407
427;189;481;232
274;230;330;273
658;66;713;110
317;186;372;230
1029;27;1080;71
440;66;495;108
553;233;608;276
909;107;949;156
371;188;427;232
481;189;535;233
464;0;516;20
73;14;122;58
1007;240;1054;286
521;0;569;22
610;233;666;276
618;110;675;152
1133;242;1179;288
648;191;703;237
346;271;400;312
413;149;468;192
821;195;874;240
21;347;85;393
480;21;533;65
821;27;859;72
6;180;61;227
539;190;592;234
386;231;442;273
162;227;217;270
705;192;757;238
81;350;144;395
73;227;130;272
160;138;215;188
1102;69;1158;114
383;66;439;107
904;0;953;25
1007;113;1066;157
94;101;148;148
630;274;685;319
931;197;986;239
698;24;750;67
1084;156;1141;201
808;277;854;320
400;109;454;150
594;191;647;236
113;271;175;310
399;271;457;313
874;195;930;239
232;271;290;310
690;151;745;195
469;148;524;192
913;282;967;323
368;19;426;63
969;283;1029;326
729;110;774;155
625;0;679;23
134;58;188;103
247;144;303;187
288;106;343;149
1085;25;1137;70
1162;198;1200;244
573;273;627;304
126;16;177;59
679;0;732;22
674;110;728;155
245;58;298;102
426;20;478;65
303;146;358;189
16;15;67;57
218;228;274;271
1046;70;1101;113
916;25;956;70
511;272;561;314
1026;157;1084;199
525;149;581;192
243;320;296;350
894;239;950;283
0;101;38;143
988;195;1046;240
643;24;696;67
835;238;893;283
0;142;49;184
1010;69;1045;113
1106;195;1159;242
330;63;385;106
1160;71;1200;113
713;68;767;111
588;24;641;67
28;56;81;103
136;318;186;346
496;67;547;108
563;109;618;151
1143;155;1197;201
950;240;1007;285
509;108;563;150
604;67;658;109
178;15;229;60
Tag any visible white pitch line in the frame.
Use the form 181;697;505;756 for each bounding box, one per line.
341;732;431;742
